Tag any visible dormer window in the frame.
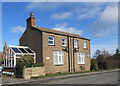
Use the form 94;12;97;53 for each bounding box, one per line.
49;36;54;45
84;41;87;49
74;40;78;48
62;38;67;47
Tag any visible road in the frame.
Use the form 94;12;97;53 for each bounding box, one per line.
16;71;119;84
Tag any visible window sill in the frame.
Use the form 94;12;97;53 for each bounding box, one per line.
48;44;55;46
54;64;64;66
83;48;88;50
62;45;67;47
78;63;85;65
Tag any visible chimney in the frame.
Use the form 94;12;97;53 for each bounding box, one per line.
26;12;35;28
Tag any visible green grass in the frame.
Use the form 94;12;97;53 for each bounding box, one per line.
31;68;120;79
32;71;91;78
105;68;120;70
0;58;2;61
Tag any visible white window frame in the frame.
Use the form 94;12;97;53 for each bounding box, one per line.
49;36;54;45
78;52;85;64
84;41;87;49
53;51;64;65
74;40;78;48
62;38;67;47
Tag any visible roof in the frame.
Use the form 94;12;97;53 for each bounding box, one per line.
32;26;90;41
8;45;35;54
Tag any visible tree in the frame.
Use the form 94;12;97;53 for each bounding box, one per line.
101;49;111;58
115;48;119;55
95;49;111;69
93;49;101;59
90;58;99;71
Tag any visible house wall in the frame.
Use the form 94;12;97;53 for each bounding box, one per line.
42;32;69;74
20;27;90;74
19;27;43;63
42;32;90;74
74;38;91;72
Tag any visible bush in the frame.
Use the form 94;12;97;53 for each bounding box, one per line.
33;62;44;67
90;59;99;71
16;55;34;78
16;55;34;68
80;66;85;72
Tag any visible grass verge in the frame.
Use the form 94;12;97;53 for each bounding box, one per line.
32;71;92;78
32;68;119;79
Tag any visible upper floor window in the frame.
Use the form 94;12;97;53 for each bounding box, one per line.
53;51;64;65
78;52;85;64
74;40;78;48
84;41;87;49
62;38;67;47
49;36;54;45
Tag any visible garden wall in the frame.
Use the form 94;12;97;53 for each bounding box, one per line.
23;67;45;79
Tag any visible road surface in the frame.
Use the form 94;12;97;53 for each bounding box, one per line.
16;70;118;84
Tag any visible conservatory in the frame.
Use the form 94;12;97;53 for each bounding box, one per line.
4;45;36;68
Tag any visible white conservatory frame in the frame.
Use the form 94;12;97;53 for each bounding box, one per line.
4;45;36;68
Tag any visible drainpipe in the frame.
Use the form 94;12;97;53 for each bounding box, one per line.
73;37;75;72
70;37;72;72
67;36;70;72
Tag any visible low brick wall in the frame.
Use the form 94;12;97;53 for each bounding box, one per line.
23;67;45;79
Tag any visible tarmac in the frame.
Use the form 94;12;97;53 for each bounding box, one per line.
2;69;119;85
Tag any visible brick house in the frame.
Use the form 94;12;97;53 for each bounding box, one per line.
19;12;91;74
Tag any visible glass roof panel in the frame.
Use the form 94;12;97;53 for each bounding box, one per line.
11;48;21;53
25;48;33;53
19;48;28;53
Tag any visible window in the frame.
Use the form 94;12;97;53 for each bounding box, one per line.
78;52;85;64
11;48;21;53
74;40;78;48
19;48;27;53
25;48;33;53
84;41;87;49
53;51;64;65
62;38;67;47
49;36;54;45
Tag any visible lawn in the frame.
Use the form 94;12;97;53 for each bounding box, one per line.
32;68;119;79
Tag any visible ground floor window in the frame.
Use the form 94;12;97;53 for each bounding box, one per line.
78;52;85;64
53;51;64;65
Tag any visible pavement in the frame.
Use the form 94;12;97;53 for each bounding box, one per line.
2;69;120;85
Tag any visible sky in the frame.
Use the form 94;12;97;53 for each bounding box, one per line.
1;1;118;58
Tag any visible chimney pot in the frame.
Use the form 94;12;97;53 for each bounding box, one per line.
30;12;33;16
26;12;35;28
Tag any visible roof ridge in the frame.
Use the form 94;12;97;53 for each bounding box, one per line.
32;26;90;40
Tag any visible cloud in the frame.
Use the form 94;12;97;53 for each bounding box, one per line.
2;0;119;2
50;2;106;20
25;2;117;38
89;3;118;38
53;23;82;35
26;2;63;11
50;11;73;19
10;26;25;33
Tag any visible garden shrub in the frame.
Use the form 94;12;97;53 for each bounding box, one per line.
80;66;85;72
16;55;34;78
33;62;44;67
90;59;99;71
